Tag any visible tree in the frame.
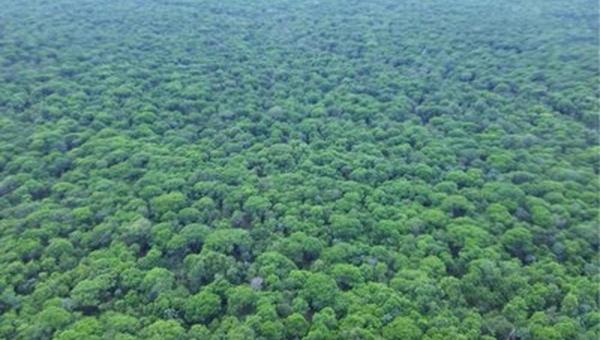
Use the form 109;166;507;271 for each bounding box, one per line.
276;232;323;266
100;312;139;336
151;192;186;217
205;228;252;260
302;273;339;311
53;318;102;340
71;275;113;311
184;250;239;290
501;227;534;261
227;285;257;317
382;317;422;340
38;306;72;332
244;195;271;220
331;264;364;290
441;194;475;217
141;267;175;301
0;0;596;338
529;204;554;228
184;290;222;324
330;214;363;241
285;313;309;339
141;320;185;340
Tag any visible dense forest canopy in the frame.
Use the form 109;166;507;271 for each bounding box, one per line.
0;0;598;339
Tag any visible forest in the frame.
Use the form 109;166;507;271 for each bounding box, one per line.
0;0;598;339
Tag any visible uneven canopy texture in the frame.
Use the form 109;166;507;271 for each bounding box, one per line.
0;0;598;339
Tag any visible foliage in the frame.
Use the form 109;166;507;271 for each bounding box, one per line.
0;0;598;339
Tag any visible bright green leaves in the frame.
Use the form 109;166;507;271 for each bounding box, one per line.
382;317;422;340
151;192;186;217
70;275;113;310
184;290;222;324
302;273;339;311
